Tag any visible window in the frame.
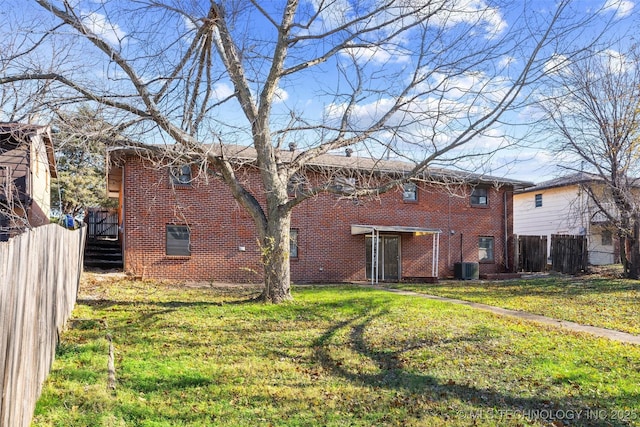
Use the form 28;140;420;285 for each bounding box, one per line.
0;166;9;201
166;225;190;256
287;174;307;197
402;182;417;202
332;176;356;194
290;228;299;258
602;230;613;246
170;165;192;185
535;193;542;207
470;187;488;206
479;237;494;262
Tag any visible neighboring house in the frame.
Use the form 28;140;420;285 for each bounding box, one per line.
107;145;532;282
514;172;619;266
0;123;57;240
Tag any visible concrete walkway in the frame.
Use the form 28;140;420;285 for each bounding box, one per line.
377;287;640;345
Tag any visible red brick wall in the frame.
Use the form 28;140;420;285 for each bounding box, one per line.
121;156;515;282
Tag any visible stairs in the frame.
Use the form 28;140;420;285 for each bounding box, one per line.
84;238;123;270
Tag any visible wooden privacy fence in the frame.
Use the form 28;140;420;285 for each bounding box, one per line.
0;224;86;427
517;235;548;272
551;234;588;274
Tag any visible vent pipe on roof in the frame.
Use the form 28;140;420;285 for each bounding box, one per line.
345;148;353;157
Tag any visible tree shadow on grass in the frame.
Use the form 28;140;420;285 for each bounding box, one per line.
76;294;261;309
127;372;214;394
312;312;635;427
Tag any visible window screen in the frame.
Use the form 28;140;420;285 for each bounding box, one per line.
170;165;192;185
166;225;190;256
471;187;488;206
290;229;299;258
403;182;417;201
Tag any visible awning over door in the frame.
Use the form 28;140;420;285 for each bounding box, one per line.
351;224;442;236
351;224;442;284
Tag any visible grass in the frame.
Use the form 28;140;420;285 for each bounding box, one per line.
392;272;640;335
32;273;640;426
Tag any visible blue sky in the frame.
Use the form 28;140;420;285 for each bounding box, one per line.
2;0;639;184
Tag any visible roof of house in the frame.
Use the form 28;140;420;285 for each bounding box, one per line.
109;143;534;189
0;123;57;178
517;172;617;193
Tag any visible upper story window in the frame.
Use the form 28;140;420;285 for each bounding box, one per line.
166;225;190;256
170;165;192;186
601;230;613;246
287;173;307;197
402;182;417;202
0;166;9;195
535;193;543;207
332;176;356;195
470;187;488;206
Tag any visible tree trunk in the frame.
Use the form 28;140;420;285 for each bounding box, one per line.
259;211;293;303
619;234;629;275
629;220;640;279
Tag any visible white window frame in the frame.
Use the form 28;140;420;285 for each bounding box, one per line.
402;182;417;202
479;236;494;262
170;165;192;186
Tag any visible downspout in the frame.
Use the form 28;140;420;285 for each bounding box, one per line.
431;233;440;278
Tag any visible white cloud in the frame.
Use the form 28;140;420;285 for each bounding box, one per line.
487;149;558;183
182;15;198;31
341;45;411;65
274;87;289;103
82;12;126;45
601;49;633;74
498;55;516;69
308;0;508;63
212;82;234;100
543;54;570;75
602;0;635;18
481;5;508;37
425;0;508;39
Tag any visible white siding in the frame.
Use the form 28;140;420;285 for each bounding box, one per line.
588;225;615;265
514;185;586;236
514;185;615;265
29;132;52;217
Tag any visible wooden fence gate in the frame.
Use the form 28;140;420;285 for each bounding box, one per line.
86;208;118;239
517;235;547;272
551;234;588;274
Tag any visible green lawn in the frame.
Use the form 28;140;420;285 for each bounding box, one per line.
393;274;640;335
33;274;640;426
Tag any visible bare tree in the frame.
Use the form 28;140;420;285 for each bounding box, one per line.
0;0;619;301
0;2;69;122
541;45;640;277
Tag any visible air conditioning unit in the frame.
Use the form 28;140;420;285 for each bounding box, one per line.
454;262;479;280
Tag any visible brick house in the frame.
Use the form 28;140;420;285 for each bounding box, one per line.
0;123;57;240
107;145;531;282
